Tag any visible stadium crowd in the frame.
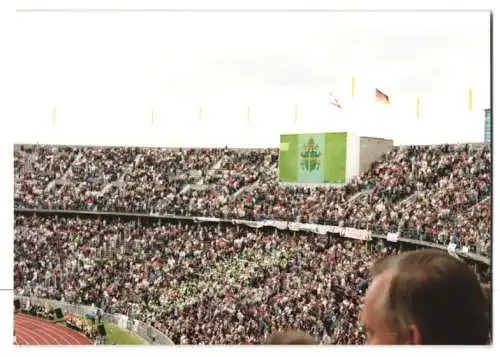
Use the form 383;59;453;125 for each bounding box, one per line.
15;215;406;344
14;143;491;256
13;143;491;344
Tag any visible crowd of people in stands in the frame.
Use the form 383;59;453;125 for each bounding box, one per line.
14;214;491;345
12;142;492;345
16;215;411;344
14;143;491;256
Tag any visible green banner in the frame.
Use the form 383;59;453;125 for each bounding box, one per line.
279;132;347;184
297;134;325;183
324;132;347;184
279;134;298;182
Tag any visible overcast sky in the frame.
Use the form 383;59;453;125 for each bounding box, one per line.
15;11;490;146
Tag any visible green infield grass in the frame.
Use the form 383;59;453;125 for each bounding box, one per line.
103;323;145;345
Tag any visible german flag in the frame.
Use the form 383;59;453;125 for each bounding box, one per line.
375;89;390;104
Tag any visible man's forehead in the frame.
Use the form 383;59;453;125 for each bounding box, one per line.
365;270;394;304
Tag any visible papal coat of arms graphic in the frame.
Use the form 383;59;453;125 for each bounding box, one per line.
300;137;321;172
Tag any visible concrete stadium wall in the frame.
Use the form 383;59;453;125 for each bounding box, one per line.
345;133;360;182
359;137;394;174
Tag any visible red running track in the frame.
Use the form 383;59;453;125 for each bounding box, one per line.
14;313;91;345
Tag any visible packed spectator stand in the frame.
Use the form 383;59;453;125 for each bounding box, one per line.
13;142;491;345
14;143;491;256
15;214;397;344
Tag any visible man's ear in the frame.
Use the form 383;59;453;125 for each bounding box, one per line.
406;324;422;345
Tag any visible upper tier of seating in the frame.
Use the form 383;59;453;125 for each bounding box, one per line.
13;143;491;256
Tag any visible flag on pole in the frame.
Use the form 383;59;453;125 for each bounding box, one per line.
151;108;154;125
468;88;473;112
375;89;390;104
293;104;298;124
416;96;420;120
198;107;203;121
351;76;356;98
328;93;342;109
246;105;250;124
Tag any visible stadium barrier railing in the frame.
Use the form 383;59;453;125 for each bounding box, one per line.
14;208;490;265
14;296;175;346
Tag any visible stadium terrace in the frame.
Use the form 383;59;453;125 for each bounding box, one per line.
13;142;491;345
